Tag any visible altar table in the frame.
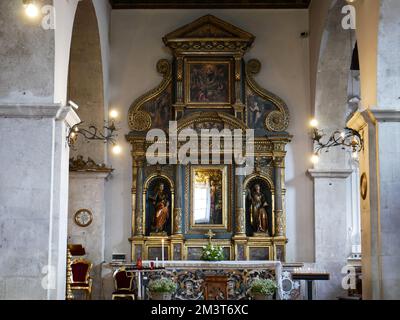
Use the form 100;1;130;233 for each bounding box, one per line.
109;260;283;300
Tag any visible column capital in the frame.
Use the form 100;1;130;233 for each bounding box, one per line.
369;108;400;123
308;169;353;179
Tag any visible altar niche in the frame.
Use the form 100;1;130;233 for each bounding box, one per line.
245;177;274;237
144;175;174;236
126;15;291;262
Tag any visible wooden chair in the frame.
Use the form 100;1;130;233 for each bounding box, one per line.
112;267;136;300
70;258;93;300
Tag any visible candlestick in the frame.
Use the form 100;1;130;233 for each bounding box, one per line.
161;239;165;267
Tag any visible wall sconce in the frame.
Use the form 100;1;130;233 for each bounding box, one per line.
309;118;363;163
67;110;121;153
23;0;39;18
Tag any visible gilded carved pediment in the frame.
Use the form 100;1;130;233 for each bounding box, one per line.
163;14;255;53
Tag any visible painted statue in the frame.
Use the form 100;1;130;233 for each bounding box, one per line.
247;184;269;235
149;183;170;233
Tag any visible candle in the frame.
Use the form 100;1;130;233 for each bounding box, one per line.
156;257;159;268
161;239;165;267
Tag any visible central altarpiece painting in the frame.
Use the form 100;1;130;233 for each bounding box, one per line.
127;15;291;262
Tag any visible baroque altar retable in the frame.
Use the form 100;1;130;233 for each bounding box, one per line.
126;15;291;262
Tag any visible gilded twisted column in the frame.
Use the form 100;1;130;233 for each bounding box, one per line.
235;166;246;235
273;157;285;237
131;160;138;237
135;160;144;236
173;164;183;234
66;248;74;300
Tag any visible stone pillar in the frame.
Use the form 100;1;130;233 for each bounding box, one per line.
235;170;246;236
0;105;80;300
68;170;111;300
135;161;144;236
273;157;285;237
308;169;353;300
349;110;400;300
173;165;183;235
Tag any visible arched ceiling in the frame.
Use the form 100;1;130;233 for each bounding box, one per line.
109;0;311;9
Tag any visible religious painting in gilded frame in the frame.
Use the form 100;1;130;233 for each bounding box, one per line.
190;165;228;229
185;59;232;107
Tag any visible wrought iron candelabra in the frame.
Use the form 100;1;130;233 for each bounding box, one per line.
312;127;363;155
67;120;118;148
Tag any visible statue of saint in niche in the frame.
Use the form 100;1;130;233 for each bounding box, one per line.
246;184;270;236
149;183;170;233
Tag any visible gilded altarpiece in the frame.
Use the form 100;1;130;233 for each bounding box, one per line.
126;15;291;263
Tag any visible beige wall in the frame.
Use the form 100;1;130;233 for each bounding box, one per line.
107;9;314;263
354;0;379;110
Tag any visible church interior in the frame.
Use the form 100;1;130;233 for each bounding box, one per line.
0;0;399;301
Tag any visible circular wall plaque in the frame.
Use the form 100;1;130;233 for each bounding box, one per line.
74;209;93;227
360;173;368;200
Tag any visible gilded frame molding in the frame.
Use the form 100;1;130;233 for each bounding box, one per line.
190;165;229;230
184;58;233;108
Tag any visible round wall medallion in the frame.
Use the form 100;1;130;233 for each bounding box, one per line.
360;173;368;200
74;209;93;227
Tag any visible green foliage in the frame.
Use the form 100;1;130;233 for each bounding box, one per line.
148;277;177;294
201;243;225;261
249;278;278;296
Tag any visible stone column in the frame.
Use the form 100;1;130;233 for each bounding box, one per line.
68;170;111;300
349;110;400;300
308;169;353;300
135;160;144;236
0;105;80;300
173;165;183;235
235;167;246;236
273;157;285;237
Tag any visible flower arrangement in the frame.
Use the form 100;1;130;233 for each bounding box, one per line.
249;278;278;297
148;277;177;294
201;243;225;261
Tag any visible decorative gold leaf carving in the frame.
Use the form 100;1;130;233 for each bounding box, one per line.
246;59;289;132
128;59;172;131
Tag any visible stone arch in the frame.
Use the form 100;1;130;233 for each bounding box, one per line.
314;0;355;133
67;0;105;163
309;0;361;300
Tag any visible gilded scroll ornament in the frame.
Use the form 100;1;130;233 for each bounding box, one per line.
128;59;172;131
246;59;289;132
265;110;289;132
128;110;152;132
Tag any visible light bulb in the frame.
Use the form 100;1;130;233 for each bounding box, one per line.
340;131;346;139
309;118;319;128
311;153;320;164
110;110;119;119
352;151;358;160
25;3;39;18
112;144;121;155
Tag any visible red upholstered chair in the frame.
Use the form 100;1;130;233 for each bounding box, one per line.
112;268;135;300
70;258;93;300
